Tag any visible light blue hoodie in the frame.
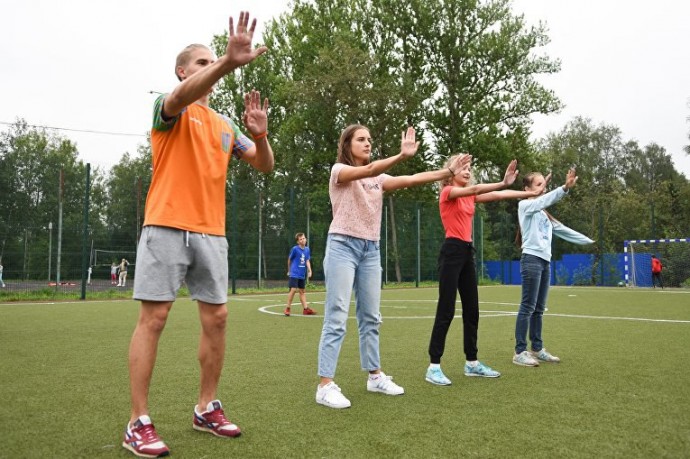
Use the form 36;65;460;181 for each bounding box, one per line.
518;187;594;262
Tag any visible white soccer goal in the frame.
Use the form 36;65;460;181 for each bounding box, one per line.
93;249;136;267
624;238;690;288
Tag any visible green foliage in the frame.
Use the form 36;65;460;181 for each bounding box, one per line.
103;143;152;251
535;117;690;263
2;1;690;285
0;119;106;279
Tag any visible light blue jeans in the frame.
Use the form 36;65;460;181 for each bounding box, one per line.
515;253;551;354
318;234;382;379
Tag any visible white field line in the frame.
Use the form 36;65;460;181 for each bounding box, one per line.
257;303;690;324
5;298;689;324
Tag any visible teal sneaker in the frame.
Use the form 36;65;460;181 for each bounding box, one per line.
464;362;501;378
425;367;452;386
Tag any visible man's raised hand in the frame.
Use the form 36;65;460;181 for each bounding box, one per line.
226;11;268;70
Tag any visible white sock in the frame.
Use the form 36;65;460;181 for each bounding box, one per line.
466;360;478;367
429;363;440;369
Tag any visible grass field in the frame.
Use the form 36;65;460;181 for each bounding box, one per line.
1;286;689;458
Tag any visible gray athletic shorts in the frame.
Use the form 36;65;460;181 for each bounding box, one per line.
133;226;229;304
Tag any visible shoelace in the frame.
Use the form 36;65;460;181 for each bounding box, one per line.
376;375;396;389
325;383;342;393
205;409;230;426
133;424;160;444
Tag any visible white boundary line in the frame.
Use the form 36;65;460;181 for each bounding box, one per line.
4;297;688;324
257;303;690;324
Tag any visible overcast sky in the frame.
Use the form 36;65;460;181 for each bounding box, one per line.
2;1;689;176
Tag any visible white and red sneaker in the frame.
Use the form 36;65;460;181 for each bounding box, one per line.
193;400;242;438
122;415;170;458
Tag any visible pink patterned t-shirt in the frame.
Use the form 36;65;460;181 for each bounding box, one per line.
328;163;391;241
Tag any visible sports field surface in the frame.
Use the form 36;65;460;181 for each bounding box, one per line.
1;286;689;458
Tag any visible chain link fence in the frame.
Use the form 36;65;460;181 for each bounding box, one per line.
2;183;649;299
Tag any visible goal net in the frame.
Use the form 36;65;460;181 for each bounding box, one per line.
93;249;136;267
624;238;690;288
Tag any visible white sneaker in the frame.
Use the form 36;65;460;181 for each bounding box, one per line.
513;350;539;367
367;372;404;395
316;382;351;409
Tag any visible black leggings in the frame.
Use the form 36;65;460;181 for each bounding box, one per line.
428;238;479;363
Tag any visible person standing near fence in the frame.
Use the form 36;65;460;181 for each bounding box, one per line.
425;155;540;386
651;255;664;289
315;124;470;409
117;258;130;287
122;12;273;458
512;168;594;368
0;262;5;287
285;232;315;316
111;262;118;285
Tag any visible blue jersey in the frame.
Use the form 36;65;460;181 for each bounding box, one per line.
288;245;311;279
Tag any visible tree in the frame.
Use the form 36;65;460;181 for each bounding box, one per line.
0;119;103;279
220;0;563;281
531;117;690;285
103;143;152;253
685;99;690;155
416;0;561;167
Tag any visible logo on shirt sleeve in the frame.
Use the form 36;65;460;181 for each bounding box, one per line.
221;132;231;153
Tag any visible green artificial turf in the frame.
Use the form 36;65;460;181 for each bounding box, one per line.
1;286;688;458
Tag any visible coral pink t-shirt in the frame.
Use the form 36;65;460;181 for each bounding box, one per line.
439;185;476;241
328;163;390;241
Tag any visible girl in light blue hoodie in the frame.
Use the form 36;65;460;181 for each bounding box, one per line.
512;168;594;367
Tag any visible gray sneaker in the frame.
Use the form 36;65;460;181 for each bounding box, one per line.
513;351;539;367
533;348;561;363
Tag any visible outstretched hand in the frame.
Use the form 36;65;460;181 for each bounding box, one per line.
502;159;519;186
243;89;269;136
226;12;268;69
564;167;578;190
450;153;472;173
400;126;420;159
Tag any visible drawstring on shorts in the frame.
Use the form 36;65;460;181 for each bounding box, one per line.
185;231;207;247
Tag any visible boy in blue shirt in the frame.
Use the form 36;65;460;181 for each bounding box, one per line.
285;233;316;316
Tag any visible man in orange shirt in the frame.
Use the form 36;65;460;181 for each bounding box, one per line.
651;255;664;289
122;12;274;458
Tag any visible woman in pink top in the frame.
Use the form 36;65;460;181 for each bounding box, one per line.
424;155;539;386
315;124;470;409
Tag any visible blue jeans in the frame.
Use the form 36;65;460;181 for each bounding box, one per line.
515;253;550;354
318;234;382;379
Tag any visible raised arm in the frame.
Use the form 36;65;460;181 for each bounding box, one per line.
239;90;274;173
383;154;472;192
447;159;518;199
163;12;268;118
562;168;578;191
337;127;419;183
476;188;541;203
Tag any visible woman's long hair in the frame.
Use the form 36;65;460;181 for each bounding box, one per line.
337;124;369;166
